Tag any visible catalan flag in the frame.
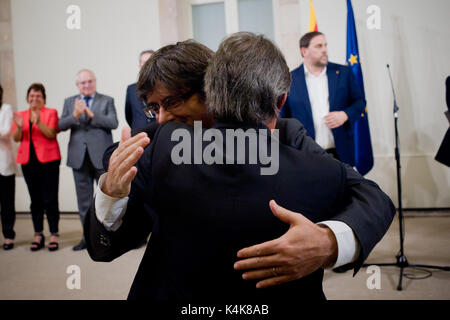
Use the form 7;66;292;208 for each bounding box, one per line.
309;0;318;32
346;0;373;175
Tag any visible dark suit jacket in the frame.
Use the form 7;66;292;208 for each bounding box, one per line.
125;83;155;130
85;119;395;301
279;62;366;166
58;93;118;169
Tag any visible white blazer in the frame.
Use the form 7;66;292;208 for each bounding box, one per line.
0;103;16;176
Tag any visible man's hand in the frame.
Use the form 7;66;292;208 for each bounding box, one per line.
73;98;85;120
84;106;94;119
233;200;338;289
102;127;150;198
324;111;348;129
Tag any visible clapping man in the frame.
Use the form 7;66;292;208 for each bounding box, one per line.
59;69;118;250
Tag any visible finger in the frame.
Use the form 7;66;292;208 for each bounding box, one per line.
237;238;280;258
269;200;302;225
111;138;147;171
256;275;296;289
242;266;289;281
234;254;280;270
121;127;132;143
120;166;138;187
116;146;145;175
116;133;149;156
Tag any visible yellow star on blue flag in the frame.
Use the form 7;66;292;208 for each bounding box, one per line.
348;54;358;66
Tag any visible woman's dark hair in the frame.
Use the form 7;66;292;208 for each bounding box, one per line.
26;83;46;103
137;40;214;103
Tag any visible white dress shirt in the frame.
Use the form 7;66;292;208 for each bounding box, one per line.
0;104;16;176
94;173;360;269
304;65;335;150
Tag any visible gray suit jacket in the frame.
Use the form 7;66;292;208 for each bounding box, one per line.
59;92;118;169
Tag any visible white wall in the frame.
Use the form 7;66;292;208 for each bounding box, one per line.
11;0;160;211
277;0;450;208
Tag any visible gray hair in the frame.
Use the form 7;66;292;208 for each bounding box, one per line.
76;69;96;83
204;32;291;124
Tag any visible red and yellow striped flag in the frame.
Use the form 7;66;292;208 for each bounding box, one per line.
309;0;318;32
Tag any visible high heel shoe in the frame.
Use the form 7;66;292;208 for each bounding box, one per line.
30;234;45;251
3;239;14;250
48;234;59;252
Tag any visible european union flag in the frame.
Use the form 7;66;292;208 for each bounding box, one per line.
346;0;373;175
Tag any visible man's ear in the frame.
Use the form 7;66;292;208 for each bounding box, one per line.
300;47;306;58
277;93;288;111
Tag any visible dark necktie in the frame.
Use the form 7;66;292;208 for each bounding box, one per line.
84;96;91;108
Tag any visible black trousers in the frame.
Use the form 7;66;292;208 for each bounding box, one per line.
0;174;15;239
21;160;60;235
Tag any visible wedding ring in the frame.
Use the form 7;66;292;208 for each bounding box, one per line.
272;267;278;276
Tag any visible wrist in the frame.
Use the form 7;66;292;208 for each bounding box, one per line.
102;175;127;198
319;225;338;268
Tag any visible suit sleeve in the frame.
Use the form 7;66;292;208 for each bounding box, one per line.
342;67;366;125
48;109;59;131
85;138;156;262
279;118;396;274
84;190;153;262
125;87;132;127
86;124;162;261
58;98;79;131
90;97;119;130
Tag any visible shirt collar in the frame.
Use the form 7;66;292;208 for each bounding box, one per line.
80;93;96;99
304;64;327;78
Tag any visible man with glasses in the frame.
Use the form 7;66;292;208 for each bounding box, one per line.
85;39;394;300
59;69;118;251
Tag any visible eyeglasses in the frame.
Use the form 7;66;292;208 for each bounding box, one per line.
143;89;196;118
77;79;95;86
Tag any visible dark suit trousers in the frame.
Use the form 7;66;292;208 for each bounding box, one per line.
72;152;104;241
22;160;60;234
0;173;15;239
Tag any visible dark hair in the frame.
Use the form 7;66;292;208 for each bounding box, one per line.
205;32;291;124
299;31;324;49
26;83;46;103
137;40;213;103
0;84;3;108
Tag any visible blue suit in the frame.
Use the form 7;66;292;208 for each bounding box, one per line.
125;83;156;130
280;62;365;166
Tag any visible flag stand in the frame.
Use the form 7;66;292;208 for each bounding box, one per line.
362;64;450;291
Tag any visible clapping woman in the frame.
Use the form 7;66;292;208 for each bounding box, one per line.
12;83;62;251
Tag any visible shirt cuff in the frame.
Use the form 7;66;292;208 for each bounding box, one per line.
318;220;361;269
95;173;129;232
